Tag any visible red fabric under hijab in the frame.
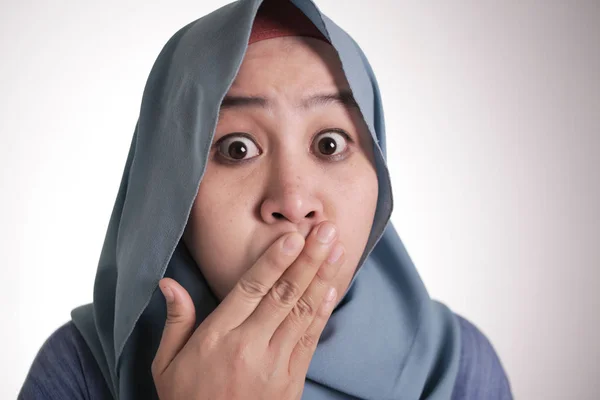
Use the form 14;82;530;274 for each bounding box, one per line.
249;0;330;45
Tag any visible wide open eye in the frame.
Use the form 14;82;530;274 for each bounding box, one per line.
216;134;261;162
312;130;349;158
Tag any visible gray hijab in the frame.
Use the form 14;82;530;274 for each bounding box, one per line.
71;0;461;398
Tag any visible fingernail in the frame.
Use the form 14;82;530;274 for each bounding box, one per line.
327;243;344;264
325;287;337;303
160;285;174;304
316;222;336;244
283;233;303;254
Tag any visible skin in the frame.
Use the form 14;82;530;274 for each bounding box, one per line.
151;36;380;399
182;36;379;307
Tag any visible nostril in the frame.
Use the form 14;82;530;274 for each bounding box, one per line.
271;211;315;220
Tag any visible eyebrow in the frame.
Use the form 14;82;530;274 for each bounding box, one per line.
219;89;359;111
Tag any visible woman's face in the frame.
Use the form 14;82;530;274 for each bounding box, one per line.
183;36;378;304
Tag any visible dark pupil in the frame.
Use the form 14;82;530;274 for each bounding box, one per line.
318;137;337;155
228;141;247;159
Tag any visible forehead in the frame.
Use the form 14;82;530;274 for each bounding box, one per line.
229;37;351;95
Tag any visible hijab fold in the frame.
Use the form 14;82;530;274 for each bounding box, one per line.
71;0;462;398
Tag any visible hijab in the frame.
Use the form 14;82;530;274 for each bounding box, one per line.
71;0;462;398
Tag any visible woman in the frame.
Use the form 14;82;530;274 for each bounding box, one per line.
19;0;512;398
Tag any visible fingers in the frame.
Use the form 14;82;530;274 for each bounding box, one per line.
268;241;344;356
205;232;305;332
243;222;340;338
289;286;338;376
151;278;196;377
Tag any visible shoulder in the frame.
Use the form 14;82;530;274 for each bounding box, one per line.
451;314;513;400
18;321;112;400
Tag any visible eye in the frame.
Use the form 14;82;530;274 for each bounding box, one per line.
216;133;261;162
312;129;350;158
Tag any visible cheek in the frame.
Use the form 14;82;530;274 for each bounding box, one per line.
186;170;258;299
326;161;378;295
327;157;378;224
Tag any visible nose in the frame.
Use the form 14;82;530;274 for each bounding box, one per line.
259;173;323;225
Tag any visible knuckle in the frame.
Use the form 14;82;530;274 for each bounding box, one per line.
271;278;302;306
197;329;221;352
298;332;318;349
165;309;189;325
231;339;252;366
237;277;270;299
312;268;330;287
292;296;316;320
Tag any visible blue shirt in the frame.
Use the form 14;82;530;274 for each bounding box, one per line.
18;314;512;399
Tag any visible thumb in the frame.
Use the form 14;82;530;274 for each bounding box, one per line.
151;277;196;377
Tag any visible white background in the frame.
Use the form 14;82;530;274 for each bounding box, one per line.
1;0;599;399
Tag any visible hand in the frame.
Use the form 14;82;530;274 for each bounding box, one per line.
151;221;345;400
